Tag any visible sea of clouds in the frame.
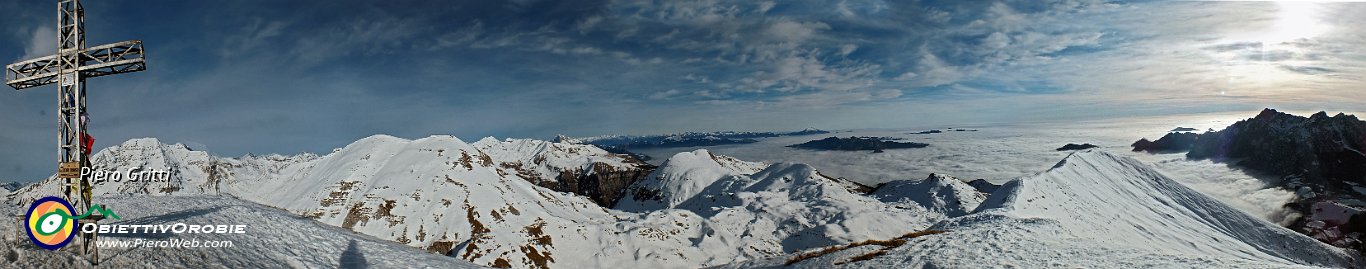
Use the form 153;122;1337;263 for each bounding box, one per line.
636;111;1300;224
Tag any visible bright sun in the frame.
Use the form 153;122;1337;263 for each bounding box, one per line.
1255;1;1330;44
1211;1;1336;97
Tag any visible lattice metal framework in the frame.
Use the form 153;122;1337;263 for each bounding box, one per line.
4;0;147;261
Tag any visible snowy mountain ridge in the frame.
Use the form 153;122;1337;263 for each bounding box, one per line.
615;149;767;211
9;136;965;269
870;173;987;218
736;151;1357;268
615;149;949;253
8;135;1354;268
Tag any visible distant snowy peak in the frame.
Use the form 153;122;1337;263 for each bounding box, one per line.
871;173;987;217
655;159;937;253
473;137;655;206
616;149;883;212
12;138;262;203
614;149;765;211
549;134;580;144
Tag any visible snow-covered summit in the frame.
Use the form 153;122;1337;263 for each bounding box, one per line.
871;173;987;218
614;150;940;254
615;149;766;211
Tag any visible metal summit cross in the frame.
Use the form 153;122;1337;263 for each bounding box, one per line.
4;0;145;258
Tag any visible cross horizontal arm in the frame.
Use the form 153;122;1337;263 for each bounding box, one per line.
5;40;145;90
4;55;59;90
75;40;146;80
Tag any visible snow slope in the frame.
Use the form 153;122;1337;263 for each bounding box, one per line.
0;195;482;268
616;149;940;254
731;151;1357;268
870;173;987;218
615;149;767;211
17;135;1345;269
9;137;953;269
12;136;674;268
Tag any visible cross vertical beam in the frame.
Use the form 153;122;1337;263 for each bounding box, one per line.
57;0;89;212
5;0;147;262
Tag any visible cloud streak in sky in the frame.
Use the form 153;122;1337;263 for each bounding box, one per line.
0;0;1364;181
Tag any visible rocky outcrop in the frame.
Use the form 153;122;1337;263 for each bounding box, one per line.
1131;108;1366;251
1187;109;1366;188
474;138;656;207
966;179;999;194
1131;132;1201;153
1130;108;1366;189
787;137;929;152
551;162;654;206
1056;143;1099;151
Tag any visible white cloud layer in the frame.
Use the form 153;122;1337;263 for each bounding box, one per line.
635;110;1305;224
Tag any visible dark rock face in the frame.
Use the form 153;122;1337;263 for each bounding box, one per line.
1131;132;1202;153
817;171;876;194
498;150;657;207
1056;143;1099;151
1186;108;1366;187
542;162;656;207
966;179;999;194
787;137;929;151
1133;108;1366;251
596;145;653;162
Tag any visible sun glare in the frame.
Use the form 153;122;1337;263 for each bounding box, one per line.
1211;1;1336;95
1256;1;1329;44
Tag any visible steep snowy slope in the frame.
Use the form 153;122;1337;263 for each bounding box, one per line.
1;195;482;268
870;173;987;218
675;162;936;253
615;149;766;211
617;149;938;254
734;151;1357;268
221;135;730;269
10;136;666;268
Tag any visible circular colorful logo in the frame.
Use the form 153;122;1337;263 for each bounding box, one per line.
26;196;77;250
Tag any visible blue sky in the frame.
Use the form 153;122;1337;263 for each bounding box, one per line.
1;0;1364;181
